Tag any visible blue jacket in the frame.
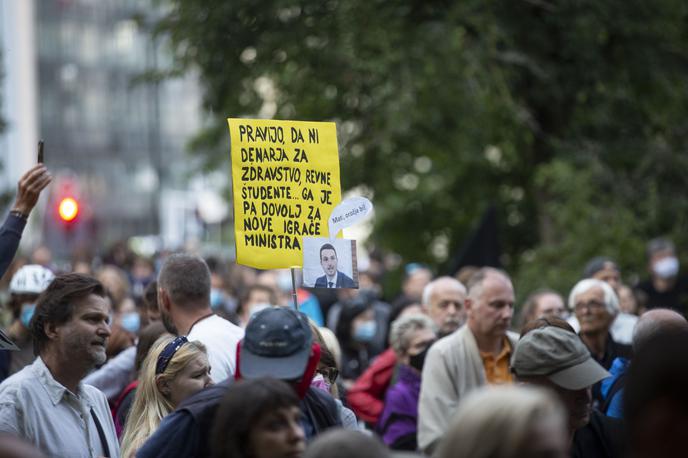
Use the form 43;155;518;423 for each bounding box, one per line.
0;213;26;279
600;357;629;418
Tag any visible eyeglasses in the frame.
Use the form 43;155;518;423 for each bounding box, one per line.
156;336;188;374
574;300;606;312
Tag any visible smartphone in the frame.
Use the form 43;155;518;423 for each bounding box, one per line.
38;140;44;164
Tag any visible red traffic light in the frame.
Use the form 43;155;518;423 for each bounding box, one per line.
58;197;79;222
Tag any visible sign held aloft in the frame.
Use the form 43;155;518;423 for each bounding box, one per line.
228;118;342;269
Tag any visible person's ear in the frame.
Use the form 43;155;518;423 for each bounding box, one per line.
44;321;59;341
156;374;171;398
158;288;171;313
464;297;474;315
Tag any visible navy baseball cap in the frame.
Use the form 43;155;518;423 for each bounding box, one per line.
240;307;313;380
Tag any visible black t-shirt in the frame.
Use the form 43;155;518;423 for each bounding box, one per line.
571;410;626;458
636;275;688;316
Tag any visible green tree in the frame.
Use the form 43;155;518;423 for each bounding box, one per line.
156;0;688;298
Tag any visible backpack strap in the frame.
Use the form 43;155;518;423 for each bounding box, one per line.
600;371;626;415
90;408;110;458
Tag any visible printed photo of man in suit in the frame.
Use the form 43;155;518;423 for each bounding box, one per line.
314;243;356;288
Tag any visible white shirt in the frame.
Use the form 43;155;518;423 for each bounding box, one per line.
327;272;338;288
0;357;120;458
187;314;244;382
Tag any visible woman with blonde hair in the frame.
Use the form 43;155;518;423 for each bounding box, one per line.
437;385;568;458
120;335;212;458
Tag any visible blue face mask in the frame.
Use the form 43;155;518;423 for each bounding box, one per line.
20;304;36;328
353;320;377;343
210;288;225;310
121;312;140;334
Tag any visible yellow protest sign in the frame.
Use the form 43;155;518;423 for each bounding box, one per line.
228;118;342;269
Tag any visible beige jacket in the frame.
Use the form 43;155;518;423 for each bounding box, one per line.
417;325;519;454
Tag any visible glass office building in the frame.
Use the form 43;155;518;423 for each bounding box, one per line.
32;0;203;255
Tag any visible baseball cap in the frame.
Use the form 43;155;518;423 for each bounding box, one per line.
240;306;313;380
512;326;610;390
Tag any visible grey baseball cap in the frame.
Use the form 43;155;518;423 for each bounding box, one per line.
240;306;313;380
512;326;610;390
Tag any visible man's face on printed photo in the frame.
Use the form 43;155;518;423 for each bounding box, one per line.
320;249;337;277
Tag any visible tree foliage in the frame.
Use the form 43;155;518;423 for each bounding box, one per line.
156;0;688;298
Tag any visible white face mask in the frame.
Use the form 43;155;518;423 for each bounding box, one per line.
248;303;271;319
653;257;680;279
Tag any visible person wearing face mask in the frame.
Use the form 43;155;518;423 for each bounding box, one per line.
0;265;54;381
237;284;277;327
208;263;240;324
377;314;436;450
636;237;688;316
335;299;382;386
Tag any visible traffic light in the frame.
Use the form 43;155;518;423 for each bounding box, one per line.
43;170;98;259
53;178;80;228
58;197;79;222
42;174;92;257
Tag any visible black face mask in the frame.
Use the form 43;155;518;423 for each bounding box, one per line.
409;341;435;372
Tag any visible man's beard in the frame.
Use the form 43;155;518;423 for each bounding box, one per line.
161;311;178;335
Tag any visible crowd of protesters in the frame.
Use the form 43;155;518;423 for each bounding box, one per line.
1;166;688;457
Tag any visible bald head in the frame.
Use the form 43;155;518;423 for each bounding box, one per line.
466;268;512;301
633;308;688;352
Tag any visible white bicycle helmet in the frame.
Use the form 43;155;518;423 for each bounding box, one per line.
9;265;55;295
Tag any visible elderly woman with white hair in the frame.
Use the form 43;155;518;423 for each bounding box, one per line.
377;313;436;451
567;278;632;405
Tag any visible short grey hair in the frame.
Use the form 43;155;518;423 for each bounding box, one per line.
421;276;466;307
158;253;211;308
466;267;510;301
389;313;435;356
567;278;618;316
647;237;675;258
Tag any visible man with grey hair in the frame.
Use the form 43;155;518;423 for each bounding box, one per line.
568;278;631;406
637;237;688;315
418;268;518;454
600;308;688;418
421;276;467;337
158;253;244;382
378;314;436;450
